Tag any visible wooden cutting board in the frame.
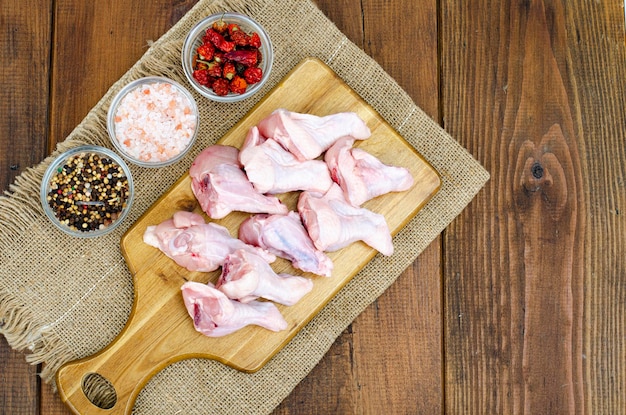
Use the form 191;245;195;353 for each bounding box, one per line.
56;57;441;414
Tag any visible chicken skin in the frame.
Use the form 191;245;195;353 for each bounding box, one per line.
216;249;314;306
325;137;414;206
189;145;288;219
239;126;333;194
181;281;288;337
257;109;371;160
143;211;275;272
239;212;333;277
298;184;394;256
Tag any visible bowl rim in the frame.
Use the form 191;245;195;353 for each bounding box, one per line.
181;11;273;102
106;75;200;168
40;145;135;238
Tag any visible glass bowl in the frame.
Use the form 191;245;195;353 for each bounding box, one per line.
107;76;199;167
40;145;134;238
182;12;273;102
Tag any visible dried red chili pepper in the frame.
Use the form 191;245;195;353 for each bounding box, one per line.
243;67;263;84
223;62;236;80
229;75;248;94
195;61;208;71
212;51;225;64
249;32;261;48
231;30;250;46
193;69;210;86
205;28;235;52
212;78;230;96
207;61;222;78
212;20;228;33
228;23;241;36
192;19;264;96
224;50;258;66
196;43;215;61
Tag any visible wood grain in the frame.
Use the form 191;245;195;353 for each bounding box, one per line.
567;2;626;412
0;0;51;192
0;2;198;414
441;0;625;413
0;337;39;414
3;0;626;414
354;1;443;413
0;0;52;413
55;58;440;415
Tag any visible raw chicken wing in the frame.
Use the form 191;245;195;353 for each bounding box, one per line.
257;109;371;160
143;211;275;272
325;137;414;206
189;145;288;219
298;183;394;256
181;281;288;337
239;212;334;277
216;249;314;306
239;126;333;194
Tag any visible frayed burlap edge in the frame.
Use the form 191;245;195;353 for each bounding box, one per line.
0;292;70;382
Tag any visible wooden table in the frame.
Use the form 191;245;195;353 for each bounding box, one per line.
1;1;625;413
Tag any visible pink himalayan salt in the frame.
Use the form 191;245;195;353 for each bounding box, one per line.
114;82;197;163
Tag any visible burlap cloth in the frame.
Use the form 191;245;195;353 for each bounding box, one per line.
0;0;489;413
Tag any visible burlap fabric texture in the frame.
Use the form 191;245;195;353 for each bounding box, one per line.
0;0;489;413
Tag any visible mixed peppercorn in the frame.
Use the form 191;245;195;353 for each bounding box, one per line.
192;19;264;96
46;152;130;233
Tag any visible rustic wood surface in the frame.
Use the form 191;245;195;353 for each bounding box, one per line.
1;0;624;414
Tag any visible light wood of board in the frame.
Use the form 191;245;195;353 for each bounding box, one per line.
55;57;441;415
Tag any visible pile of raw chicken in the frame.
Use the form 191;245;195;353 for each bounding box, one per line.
143;109;414;337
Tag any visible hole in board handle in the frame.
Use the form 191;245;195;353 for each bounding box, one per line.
82;372;118;410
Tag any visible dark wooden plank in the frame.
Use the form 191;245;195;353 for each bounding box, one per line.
271;3;366;413
39;366;72;415
0;0;52;413
275;0;442;413
0;0;52;191
350;245;443;413
566;2;626;412
36;2;199;413
0;337;40;415
48;0;200;149
270;6;365;412
353;1;442;410
39;365;74;415
441;0;626;413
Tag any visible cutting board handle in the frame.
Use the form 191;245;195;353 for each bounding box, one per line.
57;350;136;413
55;266;191;415
55;307;160;415
57;357;129;415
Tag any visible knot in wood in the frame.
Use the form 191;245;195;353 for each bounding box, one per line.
521;157;551;193
531;162;544;179
514;124;571;221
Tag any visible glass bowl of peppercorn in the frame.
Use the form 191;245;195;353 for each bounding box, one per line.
40;145;134;238
182;12;273;102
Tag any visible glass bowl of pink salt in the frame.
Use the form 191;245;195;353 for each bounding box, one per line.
107;76;199;167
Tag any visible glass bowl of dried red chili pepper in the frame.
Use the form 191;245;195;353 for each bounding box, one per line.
182;12;273;102
40;145;134;238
